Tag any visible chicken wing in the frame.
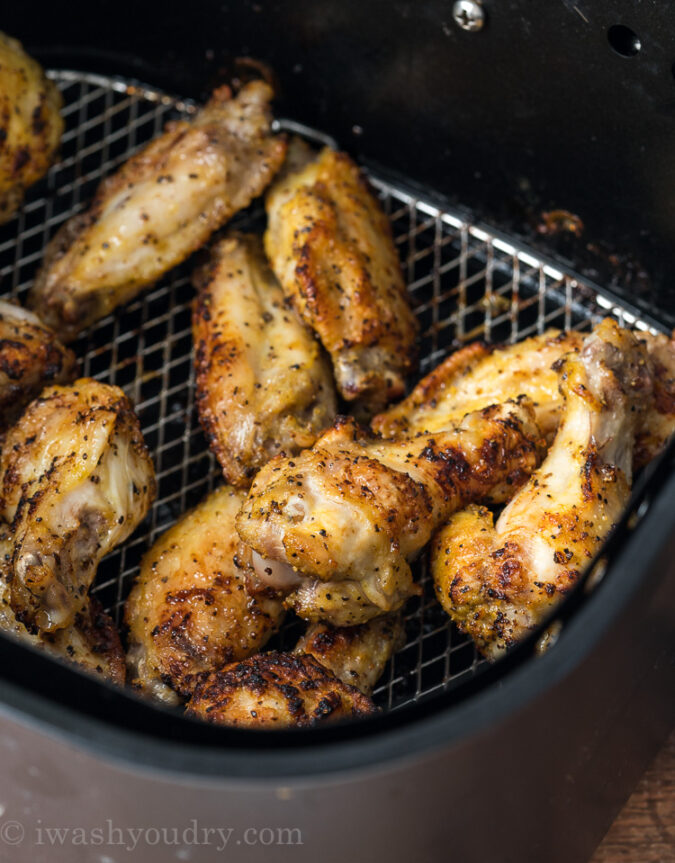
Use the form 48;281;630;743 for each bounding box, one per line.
185;614;401;727
29;81;287;342
0;32;63;224
265;142;418;413
192;233;336;487
0;379;156;632
186;651;376;728
432;319;652;659
0;299;76;431
373;330;584;441
125;484;285;703
237;400;544;625
0;525;125;682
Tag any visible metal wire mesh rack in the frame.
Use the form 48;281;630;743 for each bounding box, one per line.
0;70;667;714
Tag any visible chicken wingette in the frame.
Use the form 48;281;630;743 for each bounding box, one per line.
0;299;76;431
431;319;652;659
0;379;156;632
193;233;336;488
185;614;402;727
237;401;544;625
265;141;418;414
29;81;287;342
0;32;63;224
125;484;285;703
0;525;125;683
374;326;675;468
373;330;584;441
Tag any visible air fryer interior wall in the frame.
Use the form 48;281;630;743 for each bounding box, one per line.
0;4;673;863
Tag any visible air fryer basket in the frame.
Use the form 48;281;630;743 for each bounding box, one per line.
0;69;669;718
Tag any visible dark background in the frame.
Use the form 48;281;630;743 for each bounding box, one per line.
6;0;675;325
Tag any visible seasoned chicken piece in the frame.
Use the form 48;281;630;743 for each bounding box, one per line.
186;651;376;728
237;400;544;625
0;32;63;224
265;142;418;413
0;525;125;683
0;379;156;632
125;484;285;703
432;319;652;659
30;81;287;342
0;299;76;431
295;613;404;694
193;233;336;487
634;330;675;468
373;330;584;441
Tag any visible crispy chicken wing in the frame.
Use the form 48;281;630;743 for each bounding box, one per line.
185;614;400;727
0;525;125;682
237;401;544;625
193;233;336;487
0;32;63;224
186;651;376;728
0;379;155;632
265;142;418;413
373;330;585;441
0;299;76;431
432;319;652;659
30;81;287;342
125;484;285;703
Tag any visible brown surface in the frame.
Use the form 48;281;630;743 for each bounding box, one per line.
592;729;675;862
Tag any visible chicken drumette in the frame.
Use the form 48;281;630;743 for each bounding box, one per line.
237;401;544;625
0;379;155;632
125;484;285;703
265;141;418;414
432;319;652;659
30;81;287;342
193;233;336;488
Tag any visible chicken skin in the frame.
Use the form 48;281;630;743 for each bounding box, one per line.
30;81;287;342
237;401;544;625
0;32;63;224
0;379;155;632
0;299;76;431
634;330;675;468
265;142;418;413
186;651;376;728
373;330;585;441
432;319;652;659
0;527;125;683
193;233;336;488
185;614;401;727
125;484;285;703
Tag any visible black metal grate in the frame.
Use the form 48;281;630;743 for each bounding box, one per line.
0;71;665;713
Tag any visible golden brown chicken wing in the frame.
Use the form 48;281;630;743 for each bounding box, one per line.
192;233;336;487
634;330;675;468
0;299;76;431
373;330;584;441
432;319;652;659
0;32;63;224
29;81;287;342
0;379;156;632
237;401;544;626
186;651;376;728
125;484;285;703
265;142;418;413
